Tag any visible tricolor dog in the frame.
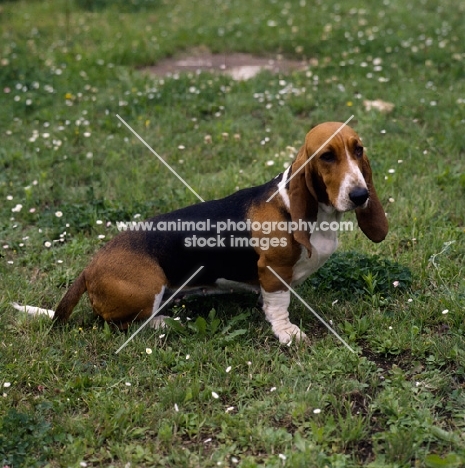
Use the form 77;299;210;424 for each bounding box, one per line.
14;122;388;344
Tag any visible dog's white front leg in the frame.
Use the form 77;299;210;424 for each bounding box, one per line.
261;288;307;344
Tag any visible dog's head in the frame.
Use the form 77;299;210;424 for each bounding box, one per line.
288;122;388;255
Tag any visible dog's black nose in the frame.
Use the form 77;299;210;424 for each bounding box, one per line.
349;187;369;206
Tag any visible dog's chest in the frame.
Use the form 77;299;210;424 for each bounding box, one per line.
291;211;340;286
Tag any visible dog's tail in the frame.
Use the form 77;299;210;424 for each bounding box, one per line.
12;271;87;324
53;271;87;324
12;302;55;318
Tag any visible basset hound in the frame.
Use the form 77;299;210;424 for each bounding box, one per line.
14;122;388;344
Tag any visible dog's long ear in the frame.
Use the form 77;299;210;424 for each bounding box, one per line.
355;156;388;242
288;146;319;257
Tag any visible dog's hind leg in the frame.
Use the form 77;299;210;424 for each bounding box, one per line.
148;285;169;330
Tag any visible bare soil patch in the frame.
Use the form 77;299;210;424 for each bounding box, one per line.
144;49;308;80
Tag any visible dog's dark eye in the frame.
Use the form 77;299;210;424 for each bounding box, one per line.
354;145;364;158
320;151;335;162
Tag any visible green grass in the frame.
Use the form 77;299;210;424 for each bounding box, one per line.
1;0;465;466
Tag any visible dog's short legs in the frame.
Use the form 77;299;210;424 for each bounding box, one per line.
261;288;308;344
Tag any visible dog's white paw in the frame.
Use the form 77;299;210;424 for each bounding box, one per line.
149;315;169;330
272;323;308;345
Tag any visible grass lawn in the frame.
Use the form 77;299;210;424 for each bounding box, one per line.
1;0;464;466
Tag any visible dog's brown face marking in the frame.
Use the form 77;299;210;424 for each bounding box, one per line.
304;123;368;212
